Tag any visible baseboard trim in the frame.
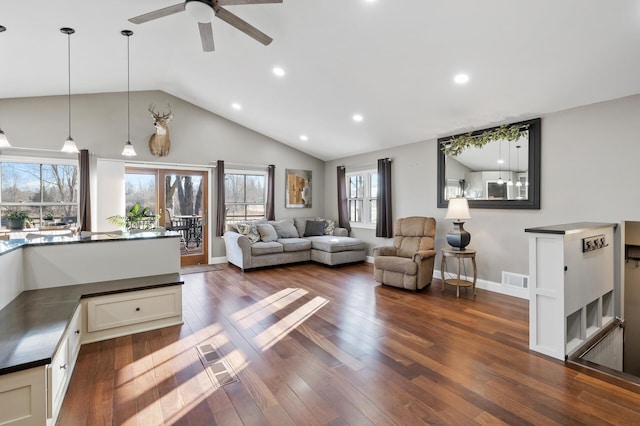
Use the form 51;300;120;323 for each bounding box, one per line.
210;256;227;265
433;269;528;299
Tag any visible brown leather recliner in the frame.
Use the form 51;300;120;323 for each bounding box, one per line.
373;217;437;291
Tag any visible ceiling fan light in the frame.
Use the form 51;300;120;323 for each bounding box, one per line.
0;129;10;148
186;1;215;22
62;136;79;153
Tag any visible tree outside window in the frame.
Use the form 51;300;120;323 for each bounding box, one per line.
1;161;78;227
225;172;266;225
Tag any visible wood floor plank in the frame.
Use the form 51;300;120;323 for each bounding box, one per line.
58;263;640;425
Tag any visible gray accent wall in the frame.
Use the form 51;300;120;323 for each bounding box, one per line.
0;90;325;259
324;94;640;286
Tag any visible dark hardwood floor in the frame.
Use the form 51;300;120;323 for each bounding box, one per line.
58;263;640;425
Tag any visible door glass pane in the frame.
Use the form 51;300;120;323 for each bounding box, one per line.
165;174;204;216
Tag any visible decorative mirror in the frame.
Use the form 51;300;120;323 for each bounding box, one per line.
437;118;541;209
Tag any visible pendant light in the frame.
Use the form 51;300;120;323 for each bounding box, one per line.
121;30;136;156
0;25;10;148
497;140;504;185
515;145;523;187
60;27;79;153
507;140;513;186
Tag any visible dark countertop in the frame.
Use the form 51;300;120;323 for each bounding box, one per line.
0;273;183;376
524;222;617;235
0;229;181;256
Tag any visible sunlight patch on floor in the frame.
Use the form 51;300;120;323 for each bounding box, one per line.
254;296;329;351
231;287;308;329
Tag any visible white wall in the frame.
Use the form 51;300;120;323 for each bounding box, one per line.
324;94;640;287
0;90;325;258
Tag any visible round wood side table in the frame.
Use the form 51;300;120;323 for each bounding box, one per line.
441;248;477;298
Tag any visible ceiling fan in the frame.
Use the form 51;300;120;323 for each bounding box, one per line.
129;0;283;52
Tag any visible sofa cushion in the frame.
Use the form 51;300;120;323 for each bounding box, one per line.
316;217;336;235
293;217;315;238
257;223;278;242
306;236;366;253
251;241;284;256
270;219;299;238
304;220;326;236
278;238;312;252
235;221;260;244
374;256;418;275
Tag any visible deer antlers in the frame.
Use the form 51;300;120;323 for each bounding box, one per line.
148;104;173;120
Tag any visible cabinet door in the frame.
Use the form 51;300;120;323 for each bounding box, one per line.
68;306;82;370
47;338;69;419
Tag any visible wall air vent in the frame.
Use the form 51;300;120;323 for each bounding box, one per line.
502;271;529;289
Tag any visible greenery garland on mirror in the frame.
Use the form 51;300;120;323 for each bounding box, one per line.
441;123;530;157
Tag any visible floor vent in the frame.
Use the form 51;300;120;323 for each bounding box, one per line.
502;271;529;289
197;343;238;387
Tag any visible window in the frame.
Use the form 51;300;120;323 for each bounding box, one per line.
0;158;78;227
347;170;377;226
225;171;266;225
125;169;158;214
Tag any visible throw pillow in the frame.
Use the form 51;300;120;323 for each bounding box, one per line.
235;221;260;244
317;217;336;235
304;220;326;237
257;223;278;242
270;219;299;238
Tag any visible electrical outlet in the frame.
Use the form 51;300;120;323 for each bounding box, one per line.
583;234;606;252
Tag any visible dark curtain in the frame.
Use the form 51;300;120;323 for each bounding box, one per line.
215;160;225;236
78;149;91;231
337;166;351;233
376;158;393;238
266;164;275;220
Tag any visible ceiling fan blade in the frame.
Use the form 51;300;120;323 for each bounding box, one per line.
218;0;283;5
215;7;273;45
198;22;215;52
129;3;186;24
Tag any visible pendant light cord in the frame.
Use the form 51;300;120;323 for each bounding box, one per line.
127;33;130;141
67;31;71;139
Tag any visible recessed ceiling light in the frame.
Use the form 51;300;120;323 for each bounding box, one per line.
272;67;285;77
352;114;364;122
497;159;504;164
232;103;242;110
300;134;309;141
454;73;470;85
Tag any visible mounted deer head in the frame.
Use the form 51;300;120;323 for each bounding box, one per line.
148;104;173;157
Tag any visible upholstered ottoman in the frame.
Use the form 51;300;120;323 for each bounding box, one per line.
306;235;366;266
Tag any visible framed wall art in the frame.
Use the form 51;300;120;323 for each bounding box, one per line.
285;169;312;208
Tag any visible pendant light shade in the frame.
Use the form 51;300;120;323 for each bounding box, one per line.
121;29;137;156
0;25;10;148
61;27;79;153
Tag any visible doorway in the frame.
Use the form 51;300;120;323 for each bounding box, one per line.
125;167;209;266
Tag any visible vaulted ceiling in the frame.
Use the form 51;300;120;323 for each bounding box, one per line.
1;1;639;160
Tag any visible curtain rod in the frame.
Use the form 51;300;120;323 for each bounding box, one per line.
341;158;392;169
99;157;215;169
214;161;271;168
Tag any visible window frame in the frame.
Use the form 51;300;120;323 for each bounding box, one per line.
224;169;267;225
0;155;79;227
346;169;377;229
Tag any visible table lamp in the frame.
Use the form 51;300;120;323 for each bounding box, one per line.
445;197;471;250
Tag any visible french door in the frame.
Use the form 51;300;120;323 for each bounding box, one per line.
125;167;208;266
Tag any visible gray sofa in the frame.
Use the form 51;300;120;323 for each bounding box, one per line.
224;217;366;271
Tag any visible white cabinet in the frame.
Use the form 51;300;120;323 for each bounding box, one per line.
83;286;182;344
527;223;616;360
46;305;81;426
0;367;46;426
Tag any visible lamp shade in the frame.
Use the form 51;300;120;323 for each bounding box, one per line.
445;197;471;221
